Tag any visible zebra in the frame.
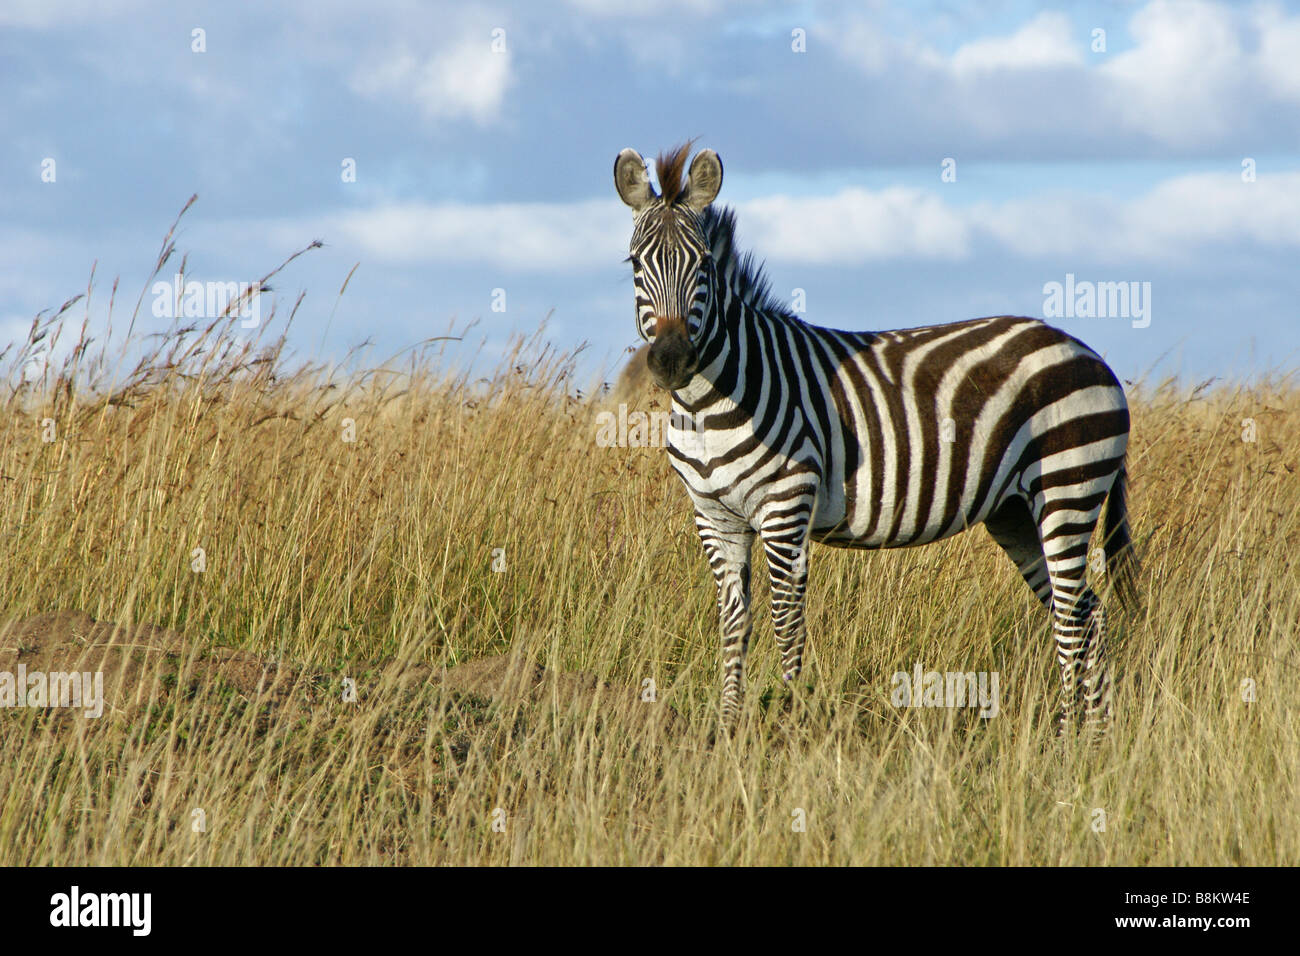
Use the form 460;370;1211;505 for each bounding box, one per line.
613;143;1139;735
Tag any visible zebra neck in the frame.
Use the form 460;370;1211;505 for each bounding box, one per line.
671;292;788;413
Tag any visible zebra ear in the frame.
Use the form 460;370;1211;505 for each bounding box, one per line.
682;149;723;211
614;149;656;212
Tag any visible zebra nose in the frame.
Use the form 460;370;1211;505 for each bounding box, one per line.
647;332;698;389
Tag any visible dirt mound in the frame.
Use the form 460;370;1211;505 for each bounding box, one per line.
0;610;677;735
435;650;677;732
594;343;671;413
0;609;306;721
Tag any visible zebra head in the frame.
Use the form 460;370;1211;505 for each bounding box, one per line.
614;144;723;390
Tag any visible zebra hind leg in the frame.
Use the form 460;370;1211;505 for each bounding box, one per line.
987;495;1112;735
984;497;1053;612
1078;600;1112;732
1041;529;1111;736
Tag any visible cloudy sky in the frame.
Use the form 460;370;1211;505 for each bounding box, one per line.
3;0;1298;389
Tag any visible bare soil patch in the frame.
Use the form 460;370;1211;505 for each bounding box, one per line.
0;610;678;737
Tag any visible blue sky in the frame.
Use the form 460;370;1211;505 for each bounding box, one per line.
3;0;1298;389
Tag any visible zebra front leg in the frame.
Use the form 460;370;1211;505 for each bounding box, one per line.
698;518;755;733
760;504;813;684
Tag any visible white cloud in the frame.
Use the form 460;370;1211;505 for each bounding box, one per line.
350;30;512;125
977;171;1300;262
0;0;148;28
264;170;1300;273
741;171;1300;267
1098;0;1252;144
1124;171;1300;252
562;0;734;15
1255;1;1300;100
823;0;1300;148
281;199;629;271
737;188;971;262
825;18;934;77
822;7;1084;79
949;11;1083;75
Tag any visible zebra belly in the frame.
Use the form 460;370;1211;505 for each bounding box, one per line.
811;520;966;551
670;422;999;547
810;496;979;550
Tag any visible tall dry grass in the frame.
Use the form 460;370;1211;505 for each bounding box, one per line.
0;224;1296;865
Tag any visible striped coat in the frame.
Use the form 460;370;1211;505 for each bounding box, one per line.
614;144;1138;733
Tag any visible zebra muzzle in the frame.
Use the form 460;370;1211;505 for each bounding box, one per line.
647;329;698;390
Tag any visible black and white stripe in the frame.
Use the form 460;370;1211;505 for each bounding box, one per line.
614;146;1138;734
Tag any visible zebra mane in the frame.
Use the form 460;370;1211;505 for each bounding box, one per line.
654;142;694;205
700;205;795;320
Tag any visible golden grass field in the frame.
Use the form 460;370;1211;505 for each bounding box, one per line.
1;246;1296;865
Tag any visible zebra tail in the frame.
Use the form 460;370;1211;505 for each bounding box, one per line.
1103;464;1140;614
